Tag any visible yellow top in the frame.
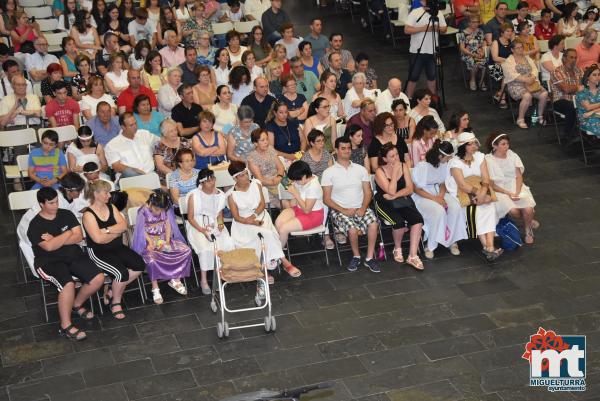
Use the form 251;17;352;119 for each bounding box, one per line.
142;69;168;94
479;0;498;24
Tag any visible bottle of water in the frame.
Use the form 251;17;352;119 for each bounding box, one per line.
531;109;538;126
377;241;386;261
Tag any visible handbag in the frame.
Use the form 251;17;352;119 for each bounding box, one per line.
457;175;497;207
390;196;414;209
526;79;542;93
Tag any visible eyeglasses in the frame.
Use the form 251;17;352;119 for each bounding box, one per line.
384;122;395;128
299;82;307;91
319;104;331;109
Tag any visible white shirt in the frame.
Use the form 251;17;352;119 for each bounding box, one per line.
343;87;377;119
540;51;562;82
157;84;181;117
227;46;248;66
105;70;130;91
275;37;302;59
405;7;447;54
294;176;324;211
105;130;158;178
243;0;270;20
321;161;370;209
375;88;411;113
24;53;59;82
0;77;33;100
80;94;116;118
213;66;231;86
0;94;41;127
128;20;157;43
231;83;253;106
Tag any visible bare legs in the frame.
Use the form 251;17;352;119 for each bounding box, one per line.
392;224;423;259
111;270;142;319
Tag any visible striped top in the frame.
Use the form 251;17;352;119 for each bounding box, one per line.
28;147;67;183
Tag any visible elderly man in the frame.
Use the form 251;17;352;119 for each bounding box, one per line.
319;33;355;72
117;69;158;114
25;187;104;341
160;30;186;68
261;0;291;44
346;98;377;147
171;84;202;137
290;57;319;101
0;75;41;129
328;52;352;99
576;29;600;69
105;112;158;180
95;33;126;76
551;49;583;142
322;136;380;273
241;77;276;128
86;101;121;146
0;59;33;100
24;38;59;83
375;77;411;113
305;18;329;60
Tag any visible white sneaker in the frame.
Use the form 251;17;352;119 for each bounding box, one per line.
449;243;461;256
424;248;434;259
152;288;163;304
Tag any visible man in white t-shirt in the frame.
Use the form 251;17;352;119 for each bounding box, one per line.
322;136;380;273
404;0;447;98
375;77;411;113
128;8;157;49
105;112;158;180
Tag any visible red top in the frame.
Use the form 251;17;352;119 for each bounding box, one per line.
14;26;37;53
453;0;479;24
45;98;80;127
117;85;158;113
534;22;557;40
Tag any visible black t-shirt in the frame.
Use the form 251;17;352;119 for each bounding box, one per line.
27;209;83;266
367;134;410;163
171;101;202;129
240;93;276;129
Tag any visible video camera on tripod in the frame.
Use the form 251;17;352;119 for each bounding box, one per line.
424;0;446;18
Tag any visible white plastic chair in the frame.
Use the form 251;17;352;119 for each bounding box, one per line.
119;172;161;190
212;21;234;36
20;0;46;7
565;36;582;49
23;6;53;19
538;39;549;53
38;125;78;143
9;189;39;282
44;31;68;53
0;128;37;194
214;168;235;188
233;20;260;34
37;18;58;32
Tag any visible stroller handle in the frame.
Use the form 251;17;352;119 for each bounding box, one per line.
279;381;335;398
211;234;217;241
257;233;264;240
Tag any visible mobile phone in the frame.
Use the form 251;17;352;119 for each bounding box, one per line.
281;175;290;189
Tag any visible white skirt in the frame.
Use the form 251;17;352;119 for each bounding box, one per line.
468;202;498;236
494;186;536;220
230;212;285;266
414;194;467;251
186;223;235;271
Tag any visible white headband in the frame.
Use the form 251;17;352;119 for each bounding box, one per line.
84;168;99;173
492;133;507;145
78;133;94;140
232;168;249;178
439;148;454;156
197;174;214;183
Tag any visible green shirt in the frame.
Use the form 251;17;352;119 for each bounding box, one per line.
505;0;519;10
294;70;319;102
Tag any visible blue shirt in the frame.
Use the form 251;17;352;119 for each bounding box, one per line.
134;111;165;137
167;168;199;198
304;34;329;61
86;116;121;146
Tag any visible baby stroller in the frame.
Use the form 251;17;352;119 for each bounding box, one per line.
210;233;276;338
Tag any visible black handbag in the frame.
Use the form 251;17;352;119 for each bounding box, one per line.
390;196;414;209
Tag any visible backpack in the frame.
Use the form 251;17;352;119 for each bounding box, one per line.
496;217;523;251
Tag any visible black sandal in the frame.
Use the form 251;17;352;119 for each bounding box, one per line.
110;303;126;319
59;323;86;341
72;305;94;320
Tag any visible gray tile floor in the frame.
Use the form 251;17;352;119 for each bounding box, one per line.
2;2;600;400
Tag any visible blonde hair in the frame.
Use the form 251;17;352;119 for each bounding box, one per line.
265;60;282;81
85;180;112;201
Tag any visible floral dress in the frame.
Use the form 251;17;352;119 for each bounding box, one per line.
506;62;531;100
229;123;258;161
183;18;213;49
576;88;600;137
153;138;191;183
459;28;486;71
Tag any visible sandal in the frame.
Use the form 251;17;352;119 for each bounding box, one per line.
538;117;546;126
59;323;86;341
525;227;534;244
531;220;540;230
406;255;424;271
168;279;187;295
516;119;529;129
393;247;404;263
267;274;274;285
334;232;347;244
493;91;502;102
152;288;163;304
102;285;112;305
72;305;94;320
499;99;508;109
282;262;302;277
469;81;477;91
110;302;126;319
200;283;211;295
324;237;335;250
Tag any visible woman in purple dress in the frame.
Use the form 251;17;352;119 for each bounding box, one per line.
132;190;192;304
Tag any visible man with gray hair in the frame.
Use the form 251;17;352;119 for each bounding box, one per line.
24;38;59;83
375;77;411;113
0;75;42;128
159;30;185;68
576;28;600;69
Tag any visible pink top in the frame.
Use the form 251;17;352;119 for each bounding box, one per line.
410;137;434;165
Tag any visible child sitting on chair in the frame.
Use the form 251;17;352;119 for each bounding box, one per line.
131;190;192;304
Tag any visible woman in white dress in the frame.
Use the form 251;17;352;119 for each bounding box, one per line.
446;132;503;262
485;133;538;244
226;161;285;277
412;140;466;259
186;168;234;294
66;126;110;181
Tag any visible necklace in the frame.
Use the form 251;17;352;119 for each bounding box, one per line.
277;121;292;146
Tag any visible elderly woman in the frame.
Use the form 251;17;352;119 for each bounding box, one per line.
502;38;548;129
575;65;600;137
193;65;217;110
81;76;116;120
82;180;145;319
196;32;217;66
134;94;165;137
266;102;306;162
392;99;416;142
459;16;487;91
266;60;284;97
212;85;238;134
141;51;168;95
343;72;377;119
303;97;338;153
485;132;538;244
66;126;109;179
104;52;129;97
412;140;465;259
192;110;227;169
186;168;234;294
490;23;514;109
540;35;565;85
167;148;199;206
247;128;286;209
313;71;345;119
154;118;192;185
368;112;411;171
408;89;445;132
42;63;72;105
279;75;308;122
182;1;213;49
226;105;258;162
158;67;183;117
355;52;378;90
226;161;286;276
447;132;502;262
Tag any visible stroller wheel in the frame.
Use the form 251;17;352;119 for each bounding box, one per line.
210;301;217;313
223;322;229;337
255;294;263;307
270;316;277;332
264;316;271;332
217;322;224;338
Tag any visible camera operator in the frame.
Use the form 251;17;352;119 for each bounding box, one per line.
404;0;447;98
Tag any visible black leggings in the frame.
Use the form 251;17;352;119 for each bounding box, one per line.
375;199;423;230
87;245;145;282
